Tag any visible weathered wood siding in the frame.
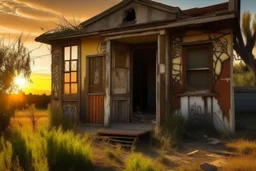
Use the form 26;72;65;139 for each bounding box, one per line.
83;1;178;33
87;95;104;124
111;98;130;123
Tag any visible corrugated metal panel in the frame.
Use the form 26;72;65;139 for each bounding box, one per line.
111;99;130;123
235;93;256;113
87;95;104;124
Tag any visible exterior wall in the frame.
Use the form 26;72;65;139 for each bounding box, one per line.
81;36;105;122
51;43;80;123
84;2;177;33
51;46;63;111
170;29;234;134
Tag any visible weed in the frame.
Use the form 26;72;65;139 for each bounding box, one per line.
226;139;256;156
46;128;93;171
105;145;123;164
221;157;256;171
125;153;162;171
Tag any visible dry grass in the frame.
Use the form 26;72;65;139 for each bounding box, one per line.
176;163;201;171
221;157;256;171
226;139;256;156
15;109;49;118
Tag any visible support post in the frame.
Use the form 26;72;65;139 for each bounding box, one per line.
156;32;166;126
104;40;111;127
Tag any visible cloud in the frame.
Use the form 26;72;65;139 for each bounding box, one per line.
16;6;57;20
14;0;120;19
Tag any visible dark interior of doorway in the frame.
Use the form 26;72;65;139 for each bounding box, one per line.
132;46;156;121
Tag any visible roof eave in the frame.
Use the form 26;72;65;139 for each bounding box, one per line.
35;12;236;44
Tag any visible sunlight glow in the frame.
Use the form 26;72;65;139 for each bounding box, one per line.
14;76;27;90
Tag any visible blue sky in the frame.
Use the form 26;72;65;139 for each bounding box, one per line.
160;0;256;14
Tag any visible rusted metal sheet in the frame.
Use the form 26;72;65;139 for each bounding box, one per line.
111;99;130;123
87;95;104;124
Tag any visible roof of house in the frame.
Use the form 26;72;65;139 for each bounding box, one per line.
35;0;237;44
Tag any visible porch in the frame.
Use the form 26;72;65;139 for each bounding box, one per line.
78;123;155;147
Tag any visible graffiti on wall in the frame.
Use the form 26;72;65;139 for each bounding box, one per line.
189;102;212;125
52;48;61;100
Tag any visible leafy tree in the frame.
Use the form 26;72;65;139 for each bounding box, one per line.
234;11;256;85
0;36;31;94
0;36;31;131
233;62;254;86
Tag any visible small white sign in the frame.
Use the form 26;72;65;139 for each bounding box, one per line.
160;64;165;74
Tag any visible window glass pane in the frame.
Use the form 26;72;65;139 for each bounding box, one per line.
71;61;77;71
187;70;209;90
187;47;209;69
71;83;77;94
71;72;77;82
64;84;70;94
72;46;78;59
64;47;70;60
65;62;70;72
64;73;70;83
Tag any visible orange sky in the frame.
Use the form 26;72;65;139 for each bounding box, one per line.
0;0;254;95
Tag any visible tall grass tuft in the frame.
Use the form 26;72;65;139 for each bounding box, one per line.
153;114;185;151
10;128;48;171
125;153;162;171
0;137;12;171
45;128;93;171
226;139;256;156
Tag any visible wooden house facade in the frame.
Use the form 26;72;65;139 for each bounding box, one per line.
36;0;241;134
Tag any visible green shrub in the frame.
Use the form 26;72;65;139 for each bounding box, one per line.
0;97;13;132
153;114;185;150
49;106;63;129
45;128;92;171
10;128;48;171
0;137;12;171
125;153;162;171
50;106;77;131
162;114;185;141
0;137;23;171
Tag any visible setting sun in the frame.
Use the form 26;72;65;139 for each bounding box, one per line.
14;76;27;89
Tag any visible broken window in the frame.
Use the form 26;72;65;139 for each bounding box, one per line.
64;46;78;94
184;45;212;91
122;8;136;24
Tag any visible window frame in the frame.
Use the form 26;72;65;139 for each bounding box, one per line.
63;45;78;95
182;43;213;92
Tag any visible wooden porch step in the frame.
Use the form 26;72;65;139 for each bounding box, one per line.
97;134;137;148
109;139;135;144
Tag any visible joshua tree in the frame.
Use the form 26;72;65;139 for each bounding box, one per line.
234;11;256;85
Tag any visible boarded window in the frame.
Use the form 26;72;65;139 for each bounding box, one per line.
184;45;211;91
64;45;78;94
88;56;104;93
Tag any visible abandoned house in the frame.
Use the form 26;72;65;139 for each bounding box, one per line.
36;0;241;134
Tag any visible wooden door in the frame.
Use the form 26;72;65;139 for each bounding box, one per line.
86;55;104;124
111;42;131;123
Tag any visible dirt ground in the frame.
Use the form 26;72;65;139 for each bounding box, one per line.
90;135;231;171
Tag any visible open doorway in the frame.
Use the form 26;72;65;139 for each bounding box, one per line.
132;45;156;122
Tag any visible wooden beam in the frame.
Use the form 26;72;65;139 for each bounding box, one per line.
104;30;160;41
104;40;111;127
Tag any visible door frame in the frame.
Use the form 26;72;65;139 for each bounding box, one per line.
130;43;158;119
85;53;105;125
